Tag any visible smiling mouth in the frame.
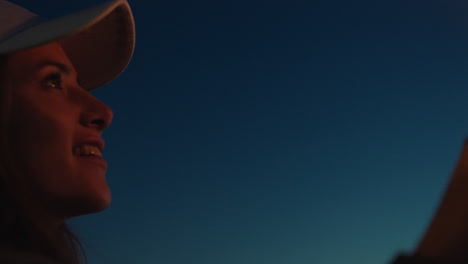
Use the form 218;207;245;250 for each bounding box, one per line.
73;144;102;157
72;139;107;169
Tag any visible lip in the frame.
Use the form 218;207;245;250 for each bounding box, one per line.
73;137;105;153
76;155;108;169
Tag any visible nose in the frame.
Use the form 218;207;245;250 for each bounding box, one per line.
80;94;114;131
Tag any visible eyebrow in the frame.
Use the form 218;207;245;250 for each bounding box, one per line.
33;61;83;87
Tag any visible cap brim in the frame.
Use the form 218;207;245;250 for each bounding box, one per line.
0;0;135;91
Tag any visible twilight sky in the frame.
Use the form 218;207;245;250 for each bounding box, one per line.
8;0;468;263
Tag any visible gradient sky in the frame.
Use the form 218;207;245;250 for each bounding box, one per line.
8;0;468;263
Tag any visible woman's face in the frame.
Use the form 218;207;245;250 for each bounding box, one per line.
4;42;114;220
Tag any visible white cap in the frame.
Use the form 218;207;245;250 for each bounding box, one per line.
0;0;136;91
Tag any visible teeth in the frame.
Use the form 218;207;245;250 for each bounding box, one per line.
74;145;102;157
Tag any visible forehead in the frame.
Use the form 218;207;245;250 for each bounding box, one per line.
6;42;77;77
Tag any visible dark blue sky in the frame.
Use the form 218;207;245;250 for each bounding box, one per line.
9;0;468;263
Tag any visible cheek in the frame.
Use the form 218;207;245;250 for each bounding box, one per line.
9;101;76;191
12;108;71;161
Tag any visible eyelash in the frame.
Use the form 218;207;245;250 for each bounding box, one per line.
43;72;63;90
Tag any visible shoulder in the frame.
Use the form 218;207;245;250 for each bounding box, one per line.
0;248;57;264
390;254;464;264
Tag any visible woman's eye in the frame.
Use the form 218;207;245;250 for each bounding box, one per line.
43;72;63;90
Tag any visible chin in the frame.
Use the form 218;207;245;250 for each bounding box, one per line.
54;190;112;219
79;190;112;215
78;180;112;214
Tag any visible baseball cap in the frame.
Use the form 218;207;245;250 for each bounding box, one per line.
0;0;135;91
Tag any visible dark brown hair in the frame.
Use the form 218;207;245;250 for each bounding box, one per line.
0;55;88;264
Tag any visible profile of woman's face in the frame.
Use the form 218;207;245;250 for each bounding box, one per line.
4;42;114;221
